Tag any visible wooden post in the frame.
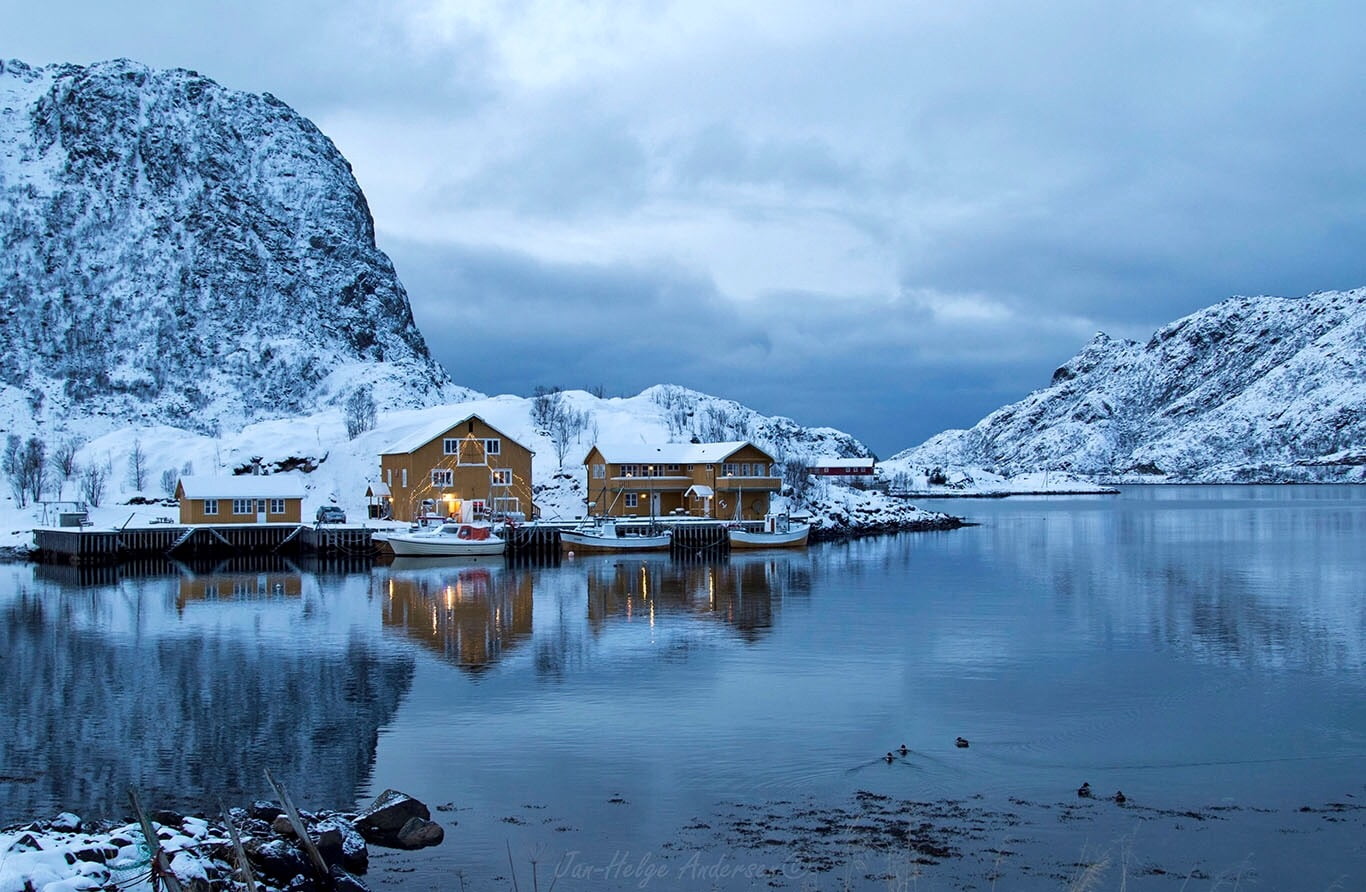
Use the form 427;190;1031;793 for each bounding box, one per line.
128;788;186;892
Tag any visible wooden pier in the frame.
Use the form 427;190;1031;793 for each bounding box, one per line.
31;519;759;565
32;523;377;565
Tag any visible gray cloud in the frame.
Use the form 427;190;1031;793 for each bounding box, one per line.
9;0;1366;453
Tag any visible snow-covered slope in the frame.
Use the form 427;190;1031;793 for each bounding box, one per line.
891;288;1366;482
0;58;471;440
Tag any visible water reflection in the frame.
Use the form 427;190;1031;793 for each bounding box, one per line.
0;563;412;819
582;552;809;641
376;557;533;673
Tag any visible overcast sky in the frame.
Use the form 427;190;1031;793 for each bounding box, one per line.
8;1;1366;454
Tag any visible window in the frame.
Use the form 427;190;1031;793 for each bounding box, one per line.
386;468;393;486
491;469;512;486
232;499;252;515
666;464;681;474
204;498;218;516
431;469;453;487
723;463;737;476
401;468;408;488
443;438;459;455
592;463;606;479
269;499;285;514
484;439;500;456
624;493;639;508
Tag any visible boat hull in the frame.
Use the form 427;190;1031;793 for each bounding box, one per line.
727;526;810;549
383;534;507;557
560;530;672;553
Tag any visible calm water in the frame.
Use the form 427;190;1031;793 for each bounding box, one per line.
2;486;1363;889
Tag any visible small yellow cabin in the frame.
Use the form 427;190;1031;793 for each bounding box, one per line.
174;476;305;525
378;414;535;523
582;441;781;520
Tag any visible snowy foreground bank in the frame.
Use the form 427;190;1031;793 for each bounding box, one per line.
0;790;441;892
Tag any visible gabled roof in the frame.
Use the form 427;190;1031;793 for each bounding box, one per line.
177;476;306;500
379;414;530;456
585;441;772;465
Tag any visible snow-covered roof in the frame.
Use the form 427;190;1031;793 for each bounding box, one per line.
379;413;527;456
177;476;306;500
366;481;391;497
586;441;768;465
810;457;876;468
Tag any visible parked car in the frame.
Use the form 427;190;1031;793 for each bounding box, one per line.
315;505;347;524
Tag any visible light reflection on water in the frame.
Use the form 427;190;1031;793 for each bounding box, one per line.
1;486;1363;888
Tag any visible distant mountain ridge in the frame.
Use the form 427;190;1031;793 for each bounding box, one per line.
893;288;1366;482
0;57;471;439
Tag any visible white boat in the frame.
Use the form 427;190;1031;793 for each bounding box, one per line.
727;513;810;549
560;518;672;553
381;522;507;557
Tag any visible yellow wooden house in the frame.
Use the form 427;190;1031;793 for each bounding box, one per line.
174;476;305;525
378;414;535;523
581;441;781;520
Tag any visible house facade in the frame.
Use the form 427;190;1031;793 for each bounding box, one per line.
378;415;535;523
582;441;781;520
175;476;306;525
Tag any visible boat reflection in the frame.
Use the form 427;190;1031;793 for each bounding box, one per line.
582;551;810;641
376;557;533;673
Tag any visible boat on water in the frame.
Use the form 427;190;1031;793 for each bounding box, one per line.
560;518;672;553
727;513;810;549
380;522;507;557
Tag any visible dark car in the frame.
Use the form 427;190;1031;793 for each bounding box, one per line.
315;505;347;524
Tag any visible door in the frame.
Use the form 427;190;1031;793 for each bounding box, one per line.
257;500;268;523
650;493;661;515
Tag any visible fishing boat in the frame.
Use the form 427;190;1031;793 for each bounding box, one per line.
727;513;810;549
560;518;672;553
381;522;507;557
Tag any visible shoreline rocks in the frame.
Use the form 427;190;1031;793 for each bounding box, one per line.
0;790;443;892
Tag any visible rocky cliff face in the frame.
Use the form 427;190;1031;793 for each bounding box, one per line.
893;289;1366;482
0;58;472;438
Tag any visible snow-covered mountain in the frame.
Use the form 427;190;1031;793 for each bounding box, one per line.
0;58;470;440
891;288;1366;482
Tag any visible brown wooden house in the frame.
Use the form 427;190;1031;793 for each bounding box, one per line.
581;441;781;520
175;476;305;525
378;415;535;523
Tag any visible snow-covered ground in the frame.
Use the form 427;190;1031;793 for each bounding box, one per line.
875;461;1116;496
0;386;956;556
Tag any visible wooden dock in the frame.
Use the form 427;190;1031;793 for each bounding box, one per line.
32;523;376;565
31;519;760;565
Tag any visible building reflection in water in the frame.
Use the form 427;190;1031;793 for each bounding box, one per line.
583;552;810;641
377;557;534;673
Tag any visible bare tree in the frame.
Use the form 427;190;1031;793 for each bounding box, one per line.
343;386;378;439
160;468;179;498
530;386;563;431
3;435;47;507
550;404;590;467
53;438;81;482
127;439;148;491
79;463;107;507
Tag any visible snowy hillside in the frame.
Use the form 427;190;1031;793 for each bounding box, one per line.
0;58;470;441
891;288;1366;483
